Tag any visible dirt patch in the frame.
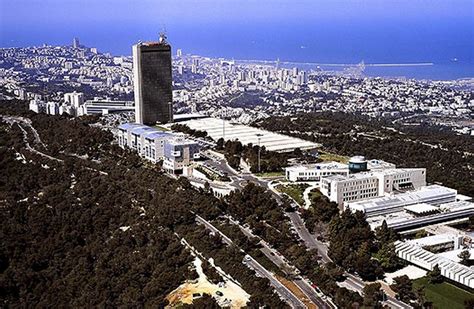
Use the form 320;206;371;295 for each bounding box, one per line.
167;242;250;308
276;275;318;309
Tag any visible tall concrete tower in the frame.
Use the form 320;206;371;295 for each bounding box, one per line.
73;37;80;48
133;34;173;125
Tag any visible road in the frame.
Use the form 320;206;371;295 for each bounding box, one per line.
227;216;333;309
196;215;306;308
3;115;63;162
204;154;412;309
245;255;306;309
2;115;108;176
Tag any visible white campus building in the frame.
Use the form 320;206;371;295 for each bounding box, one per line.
395;233;474;288
320;167;427;207
117;123;200;175
81;98;134;115
346;184;457;216
285;156;426;208
285;161;348;182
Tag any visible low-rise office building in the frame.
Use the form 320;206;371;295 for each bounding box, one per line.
395;234;474;288
285;161;348;182
163;137;200;174
366;200;474;231
81;98;135;115
320;167;427;207
117;123;200;174
288;156;425;207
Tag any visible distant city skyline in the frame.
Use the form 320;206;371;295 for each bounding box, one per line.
1;0;473;79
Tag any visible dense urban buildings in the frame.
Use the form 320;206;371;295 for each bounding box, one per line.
133;34;173;125
1;44;472;134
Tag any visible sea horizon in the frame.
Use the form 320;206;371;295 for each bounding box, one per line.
1;1;472;81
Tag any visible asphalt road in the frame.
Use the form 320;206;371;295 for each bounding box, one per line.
227;211;334;308
195;215;306;308
245;255;306;309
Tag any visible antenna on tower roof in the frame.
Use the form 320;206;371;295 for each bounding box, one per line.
159;24;168;44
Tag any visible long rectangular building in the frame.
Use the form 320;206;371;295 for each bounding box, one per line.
285;161;349;182
169;117;319;152
395;236;474;288
117;123;199;174
320;167;427;207
346;185;456;216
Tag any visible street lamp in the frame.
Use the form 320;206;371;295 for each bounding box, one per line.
222;118;225;141
256;133;263;173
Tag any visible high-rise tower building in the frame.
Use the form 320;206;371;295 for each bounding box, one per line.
73;37;80;48
133;34;173;125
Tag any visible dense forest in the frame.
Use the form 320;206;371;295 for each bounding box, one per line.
0;100;371;308
0;100;286;307
255;112;474;196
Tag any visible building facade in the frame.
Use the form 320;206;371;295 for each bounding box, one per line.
285;162;349;182
64;91;84;108
117;123;199;174
320;168;427;207
133;35;173;125
163;138;201;174
82;98;134;115
395;235;474;289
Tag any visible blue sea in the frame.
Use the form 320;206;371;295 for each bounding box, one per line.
1;16;473;81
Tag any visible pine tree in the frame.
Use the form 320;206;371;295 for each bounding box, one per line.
458;250;471;266
428;264;443;284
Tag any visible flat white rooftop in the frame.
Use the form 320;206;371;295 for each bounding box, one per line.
168;117;320;152
384;265;427;285
404;203;439;214
409;234;458;247
347;185;457;213
440;201;474;211
367;159;397;170
286;161;348;172
438;248;474;263
173;113;208;121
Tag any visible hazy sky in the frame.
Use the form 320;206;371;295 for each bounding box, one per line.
1;0;473;67
2;0;472;24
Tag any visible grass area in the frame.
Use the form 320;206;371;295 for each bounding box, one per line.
319;152;349;163
255;171;285;178
412;277;474;309
154;125;170;131
275;183;309;206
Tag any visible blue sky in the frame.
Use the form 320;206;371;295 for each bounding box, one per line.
1;0;473;24
1;0;473;68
